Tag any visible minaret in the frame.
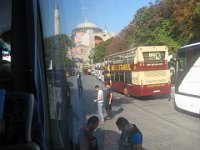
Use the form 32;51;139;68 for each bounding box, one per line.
54;2;60;35
104;24;108;35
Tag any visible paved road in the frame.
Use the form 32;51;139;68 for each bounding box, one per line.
68;75;200;150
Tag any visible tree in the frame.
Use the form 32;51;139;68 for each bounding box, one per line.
171;0;200;44
104;0;200;54
92;39;112;63
44;34;73;69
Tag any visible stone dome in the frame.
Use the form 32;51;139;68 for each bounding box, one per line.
72;21;103;34
76;22;97;28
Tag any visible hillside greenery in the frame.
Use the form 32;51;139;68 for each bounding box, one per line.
92;0;200;63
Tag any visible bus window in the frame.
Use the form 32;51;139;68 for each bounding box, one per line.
178;58;186;73
125;72;132;84
189;48;200;67
119;71;124;82
110;72;114;81
176;50;187;77
176;57;186;86
115;72;119;82
39;1;72;149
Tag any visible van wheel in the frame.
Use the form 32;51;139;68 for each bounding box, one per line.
174;99;178;110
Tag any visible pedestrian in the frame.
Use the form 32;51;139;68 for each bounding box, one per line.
116;117;143;150
105;82;113;119
77;74;83;95
77;116;99;150
94;85;104;123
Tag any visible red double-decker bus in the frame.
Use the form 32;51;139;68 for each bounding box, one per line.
104;46;171;97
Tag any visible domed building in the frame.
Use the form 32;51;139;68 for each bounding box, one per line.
73;22;102;33
71;21;114;47
68;21;115;73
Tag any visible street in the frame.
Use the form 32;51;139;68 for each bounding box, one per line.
68;75;200;150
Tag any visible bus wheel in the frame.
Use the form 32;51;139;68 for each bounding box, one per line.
123;88;129;97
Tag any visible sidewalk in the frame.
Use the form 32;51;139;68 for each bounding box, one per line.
70;75;200;150
69;76;121;150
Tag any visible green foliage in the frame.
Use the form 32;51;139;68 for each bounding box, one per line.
44;34;73;69
99;0;200;56
92;39;112;63
195;3;200;17
65;57;75;71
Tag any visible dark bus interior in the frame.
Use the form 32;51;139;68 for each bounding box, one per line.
0;0;71;149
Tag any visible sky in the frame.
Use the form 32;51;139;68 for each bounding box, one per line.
40;0;155;36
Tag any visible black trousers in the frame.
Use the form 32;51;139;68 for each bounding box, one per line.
105;104;112;118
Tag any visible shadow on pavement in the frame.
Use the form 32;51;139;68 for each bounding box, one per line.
94;128;147;150
111;107;124;119
112;95;132;106
94;128;120;150
136;94;171;101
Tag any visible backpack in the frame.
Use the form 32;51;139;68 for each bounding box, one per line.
127;124;143;145
119;124;143;150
